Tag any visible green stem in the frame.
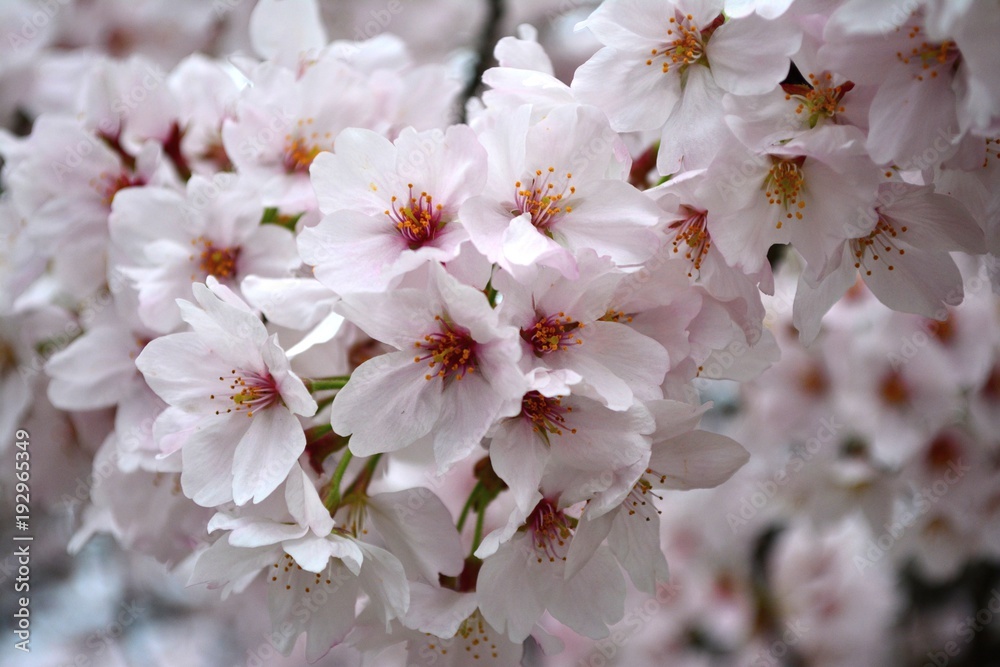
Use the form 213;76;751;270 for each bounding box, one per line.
343;453;382;500
324;449;354;510
471;503;487;554
456;483;483;533
307;376;351;392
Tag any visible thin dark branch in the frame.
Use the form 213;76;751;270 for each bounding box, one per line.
459;0;505;123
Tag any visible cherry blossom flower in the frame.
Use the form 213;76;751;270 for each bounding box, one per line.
109;174;300;333
461;103;662;279
477;497;627;643
299;124;487;294
329;263;527;469
135;279;316;506
572;0;801;171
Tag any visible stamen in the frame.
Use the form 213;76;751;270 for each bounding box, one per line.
644;12;722;75
521;392;576;443
850;213;907;276
190;236;240;279
512;169;575;232
527;499;573;563
668;205;712;277
386;184;445;248
522;312;583;355
212;369;280;417
413;316;477;382
762;156;807;228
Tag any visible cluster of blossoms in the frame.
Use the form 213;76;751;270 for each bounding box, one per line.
0;0;998;665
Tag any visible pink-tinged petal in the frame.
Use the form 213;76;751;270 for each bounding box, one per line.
558;322;669;410
402;583;479;636
249;0;326;63
554;181;662;265
432;374;505;471
135;333;222;412
45;326;138;410
494;28;553;73
181;418;243;507
707;14;801;95
298;210;408;294
175;294;266;374
333;353;444;456
502;213;579;279
489;417;549;515
109;187;197;255
285;464;335;536
572;47;680;132
335;287;440;349
367;488;464;581
356;542;410;622
862;246;964;319
152;406;200;457
240;276;339;330
478;539;547;642
228;518;308;548
724;0;796;19
657;67;729;172
883;189;984;253
793;252;856;345
260;337;316;416
394;125;487;208
460;196;521;265
303;574;361;663
188;539;278;588
564;510;615;579
280;535;336;572
284;534;364;574
237;224;300;278
867;68;958;166
231;406;306;505
607;503;669;593
310;129;398;216
547;547;625;639
646;400;708;441
649;430;750;489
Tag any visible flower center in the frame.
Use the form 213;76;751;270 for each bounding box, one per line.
192;236;240;279
521;391;575;442
211;369;280;417
645;12;723;75
668;205;712;277
763;156;807;228
850;213;907;276
512;167;575;232
413;316;477;382
92;171;144;207
527;499;573;563
282;118;330;173
386;184;444;248
782;73;854;128
521;312;584;356
879;369;911;407
895;24;959;82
